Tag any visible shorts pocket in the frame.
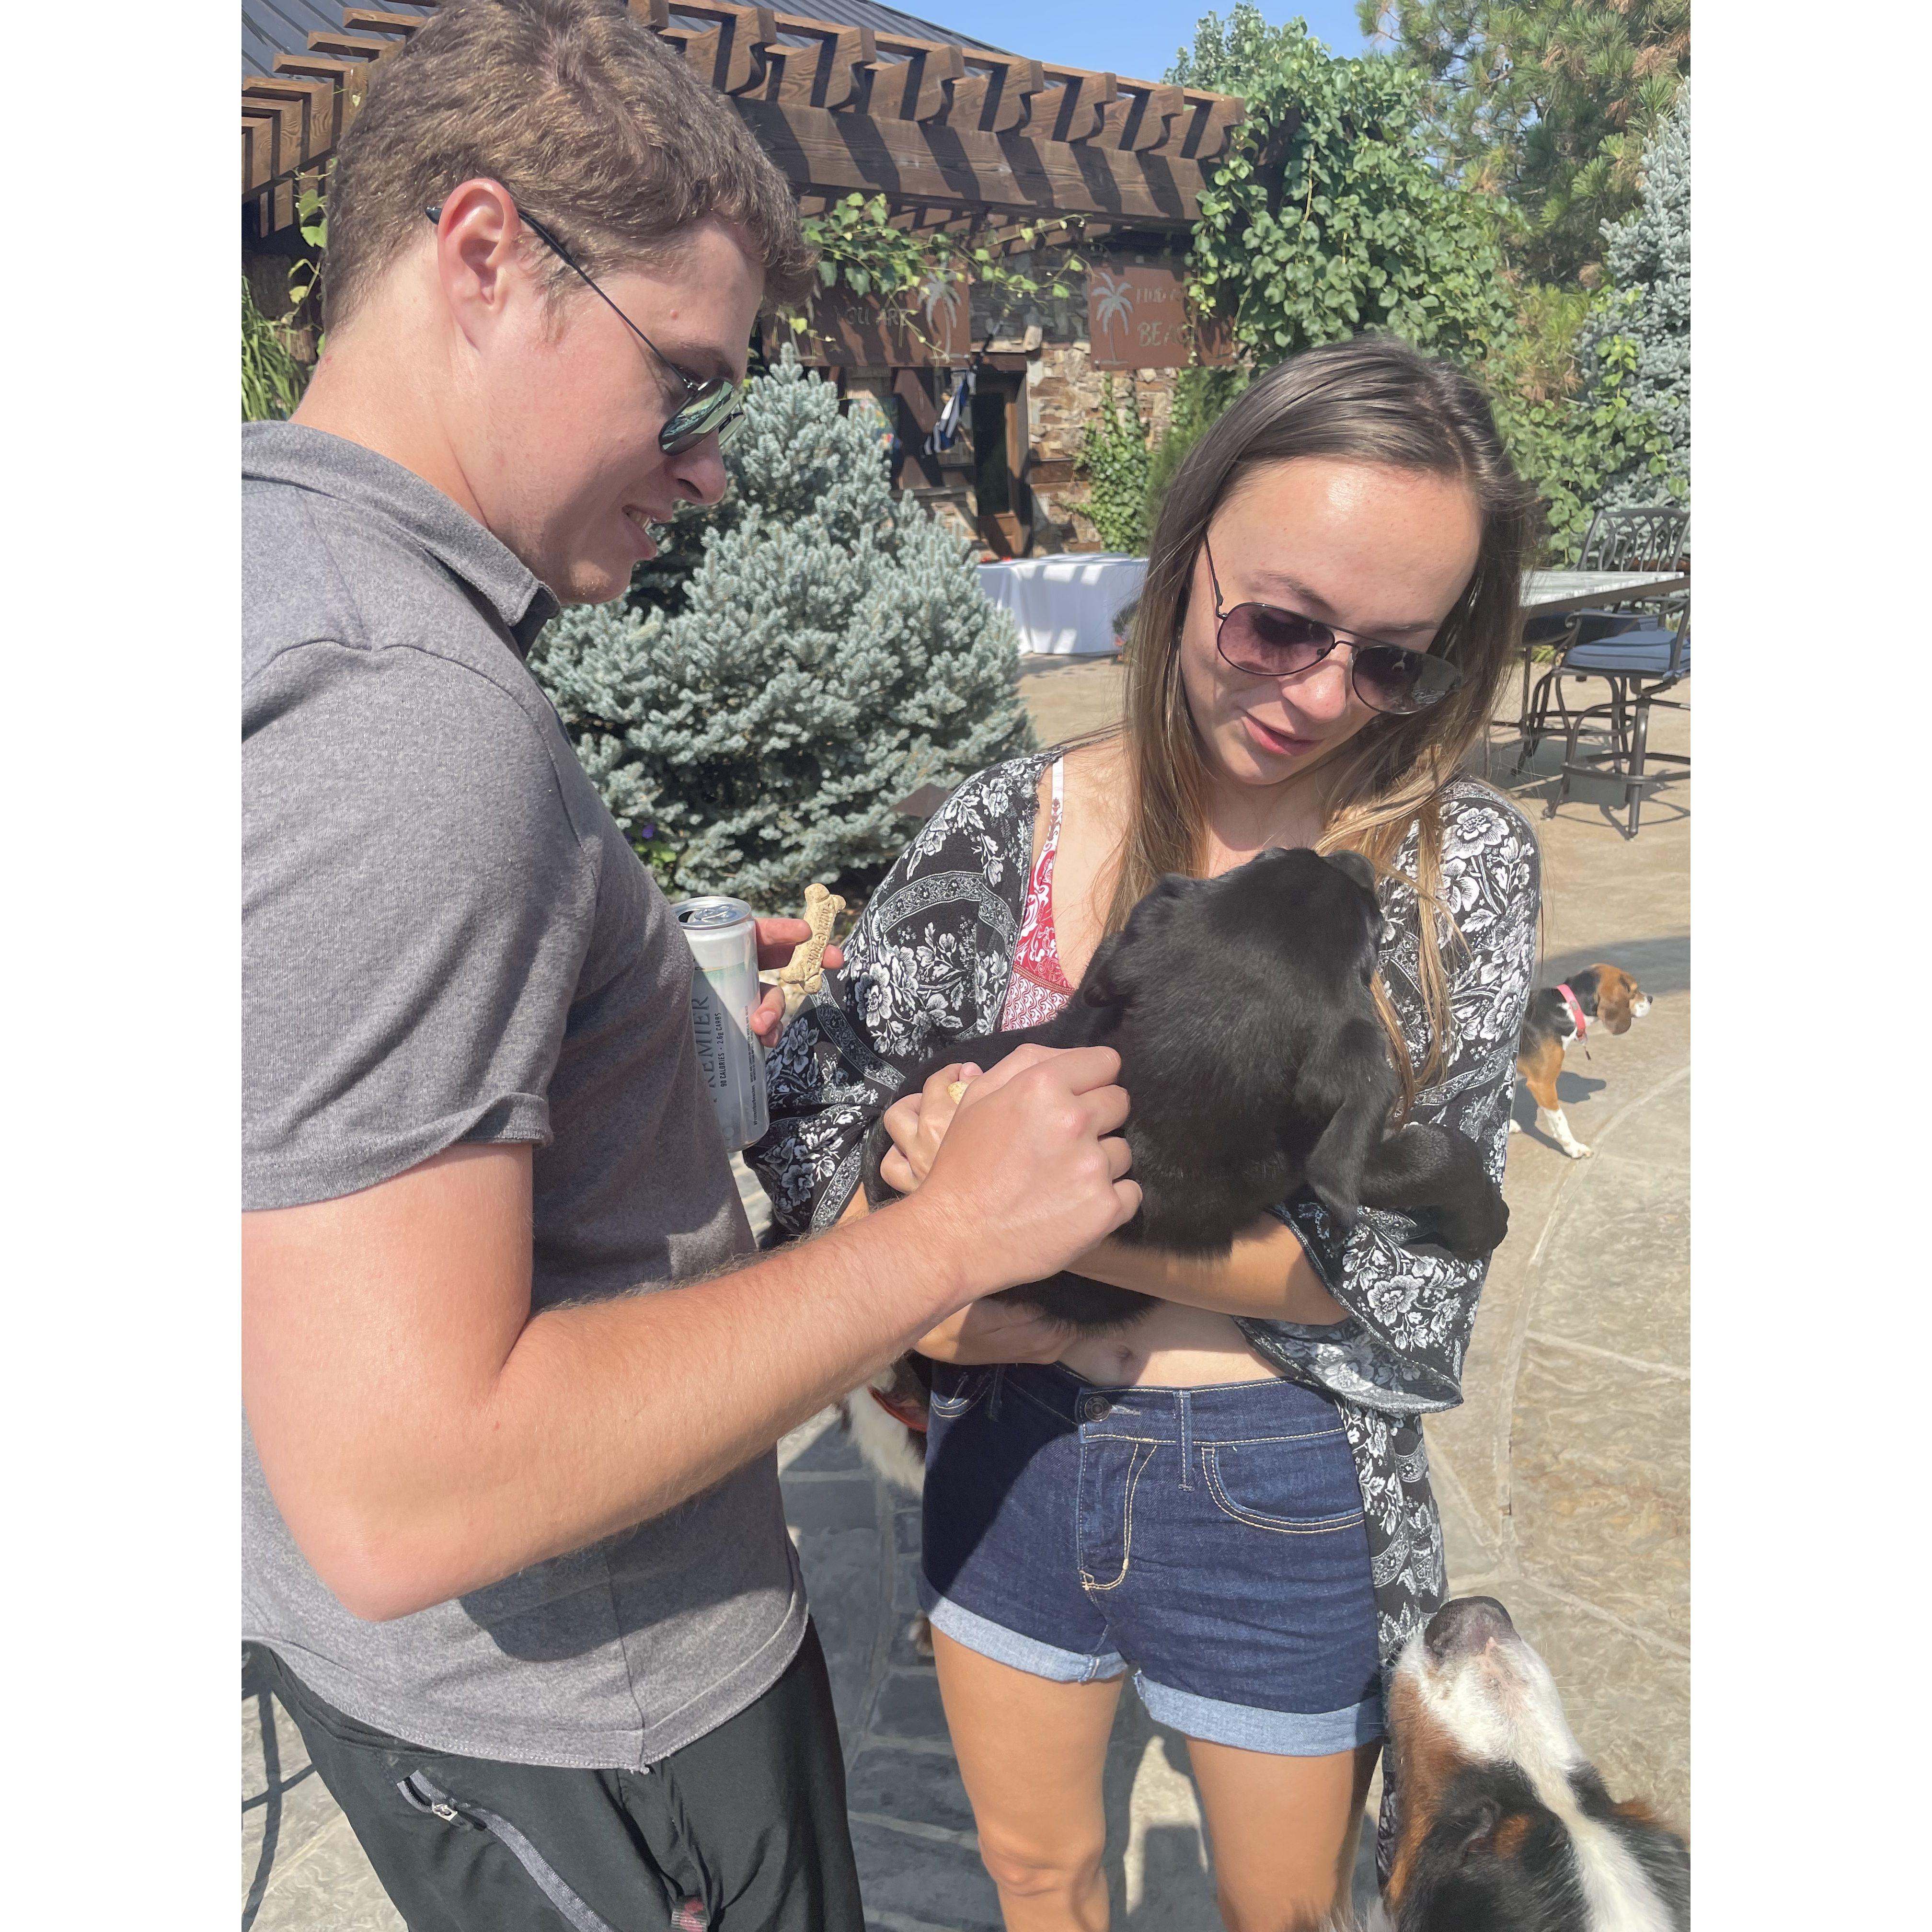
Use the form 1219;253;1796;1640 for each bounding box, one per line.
396;1771;644;1932
927;1366;993;1419
1200;1433;1365;1535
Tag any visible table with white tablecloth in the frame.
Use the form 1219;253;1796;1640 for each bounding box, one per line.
976;554;1147;657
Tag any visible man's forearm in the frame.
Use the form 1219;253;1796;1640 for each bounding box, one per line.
298;1199;962;1620
250;1044;1135;1622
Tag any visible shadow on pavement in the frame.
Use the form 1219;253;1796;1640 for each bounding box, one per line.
240;1646;318;1932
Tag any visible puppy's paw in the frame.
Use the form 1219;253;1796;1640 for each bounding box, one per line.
1563;1141;1593;1160
908;1613;934;1659
1506;1117;1521;1135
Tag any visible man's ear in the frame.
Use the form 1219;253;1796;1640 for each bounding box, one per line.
433;178;529;345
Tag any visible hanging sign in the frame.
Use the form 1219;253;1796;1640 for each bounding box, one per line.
1087;261;1234;369
782;274;972;368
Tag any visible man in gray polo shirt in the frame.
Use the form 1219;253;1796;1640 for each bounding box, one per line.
242;7;1136;1928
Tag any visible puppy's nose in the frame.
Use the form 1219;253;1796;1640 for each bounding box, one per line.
1424;1597;1515;1661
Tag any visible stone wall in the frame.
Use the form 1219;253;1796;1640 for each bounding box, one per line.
1026;341;1176;552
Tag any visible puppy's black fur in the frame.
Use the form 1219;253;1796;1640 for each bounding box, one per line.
862;847;1508;1330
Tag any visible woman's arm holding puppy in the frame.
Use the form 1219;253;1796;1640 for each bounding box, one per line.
1055;1222;1347;1324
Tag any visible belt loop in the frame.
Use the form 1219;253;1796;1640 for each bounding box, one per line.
1177;1390;1194;1490
988;1365;1005;1421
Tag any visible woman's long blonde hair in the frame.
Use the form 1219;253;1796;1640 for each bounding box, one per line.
1104;337;1538;1115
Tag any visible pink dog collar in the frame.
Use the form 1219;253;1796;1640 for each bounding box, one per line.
1556;982;1588;1041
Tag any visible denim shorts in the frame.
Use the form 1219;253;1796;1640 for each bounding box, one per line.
920;1361;1383;1755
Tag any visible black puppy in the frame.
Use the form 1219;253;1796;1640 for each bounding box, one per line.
862;847;1508;1329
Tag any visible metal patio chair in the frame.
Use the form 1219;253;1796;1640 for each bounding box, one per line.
1519;505;1691;767
1542;596;1691;838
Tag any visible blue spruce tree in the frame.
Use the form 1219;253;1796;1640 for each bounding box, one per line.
1577;87;1690;509
530;347;1034;906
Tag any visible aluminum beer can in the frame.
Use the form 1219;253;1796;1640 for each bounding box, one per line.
672;896;770;1150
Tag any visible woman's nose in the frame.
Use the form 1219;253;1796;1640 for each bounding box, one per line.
1284;651;1356;722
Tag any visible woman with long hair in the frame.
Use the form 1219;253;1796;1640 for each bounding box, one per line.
752;336;1542;1930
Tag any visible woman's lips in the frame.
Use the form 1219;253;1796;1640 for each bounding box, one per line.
1242;712;1321;757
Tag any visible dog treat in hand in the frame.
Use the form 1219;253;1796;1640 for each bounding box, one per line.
945;1080;968;1105
758;881;846;1024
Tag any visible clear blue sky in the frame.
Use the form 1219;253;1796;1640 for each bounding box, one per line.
909;2;1373;82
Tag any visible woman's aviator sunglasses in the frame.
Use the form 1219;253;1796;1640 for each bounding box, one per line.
424;204;745;456
1205;538;1463;717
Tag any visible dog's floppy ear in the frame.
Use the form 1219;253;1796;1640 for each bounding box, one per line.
1082;874;1189;1007
1591;965;1633;1035
1079;932;1129;1008
1301;1037;1399;1229
1325;849;1378;895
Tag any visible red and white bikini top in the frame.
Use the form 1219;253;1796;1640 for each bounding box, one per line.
1000;757;1076;1031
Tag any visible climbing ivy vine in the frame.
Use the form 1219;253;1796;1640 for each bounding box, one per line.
1076;380;1154;552
787;193;1083;351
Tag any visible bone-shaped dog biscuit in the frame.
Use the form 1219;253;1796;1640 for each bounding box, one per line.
946;1080;968;1105
759;882;845;1023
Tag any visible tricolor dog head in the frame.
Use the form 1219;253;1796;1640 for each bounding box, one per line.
1382;1598;1688;1931
1568;966;1652;1036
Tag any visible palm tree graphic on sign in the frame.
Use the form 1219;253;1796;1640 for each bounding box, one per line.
1091;267;1135;359
921;274;962;329
920;273;965;353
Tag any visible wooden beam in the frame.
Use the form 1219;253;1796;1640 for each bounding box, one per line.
1026;71;1117;145
242;115;275;197
646;0;774;94
1177;93;1246;162
242;76;338;167
338;9;430;35
272;53;359;83
945;57;1046;136
734;98;1204;227
744;21;874;111
306;31;409;61
1097;83;1186;153
860;36;964;122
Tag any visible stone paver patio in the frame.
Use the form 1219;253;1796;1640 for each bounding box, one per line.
242;656;1689;1928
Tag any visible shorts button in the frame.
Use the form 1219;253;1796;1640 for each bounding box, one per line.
1081;1395;1111;1422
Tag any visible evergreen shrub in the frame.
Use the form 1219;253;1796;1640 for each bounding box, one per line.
1576;87;1690;510
529;348;1035;908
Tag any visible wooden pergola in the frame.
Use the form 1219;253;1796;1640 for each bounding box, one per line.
243;4;1242;259
241;3;1247;554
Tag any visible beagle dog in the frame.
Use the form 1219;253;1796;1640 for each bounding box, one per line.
1509;965;1651;1161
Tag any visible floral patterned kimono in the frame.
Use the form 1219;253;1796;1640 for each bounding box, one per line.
749;749;1540;1683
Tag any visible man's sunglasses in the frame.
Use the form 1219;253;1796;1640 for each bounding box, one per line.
1205;537;1463;717
424;203;745;455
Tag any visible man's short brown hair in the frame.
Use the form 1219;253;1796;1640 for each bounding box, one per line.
323;0;813;332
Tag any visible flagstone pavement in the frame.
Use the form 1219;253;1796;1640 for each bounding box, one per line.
242;658;1689;1929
